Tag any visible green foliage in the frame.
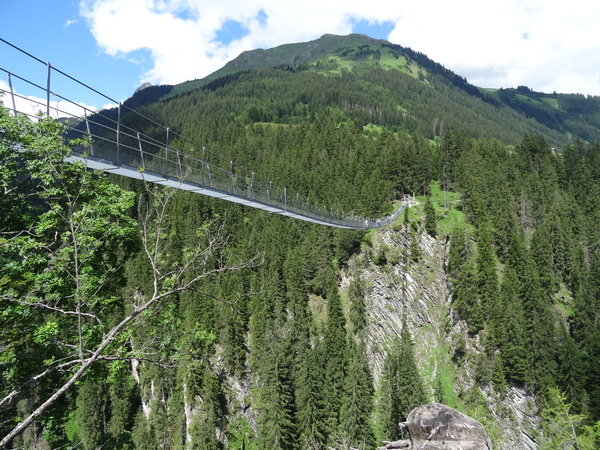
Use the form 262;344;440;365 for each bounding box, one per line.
540;387;587;450
5;32;600;446
423;196;437;238
377;319;426;441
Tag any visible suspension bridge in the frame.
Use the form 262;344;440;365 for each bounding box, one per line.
0;38;411;230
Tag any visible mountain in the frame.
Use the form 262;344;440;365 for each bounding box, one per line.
5;33;600;450
151;33;599;144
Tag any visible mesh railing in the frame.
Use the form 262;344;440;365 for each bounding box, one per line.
0;38;410;229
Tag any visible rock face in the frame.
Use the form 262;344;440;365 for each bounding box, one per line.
406;403;492;449
379;403;492;449
343;225;539;449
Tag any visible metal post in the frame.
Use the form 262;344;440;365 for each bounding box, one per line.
165;127;170;179
268;181;272;206
201;147;206;188
137;132;145;170
7;73;16;116
177;151;183;179
46;62;51;117
230;161;233;194
116;102;121;167
251;172;255;200
85;109;93;155
284;188;287;212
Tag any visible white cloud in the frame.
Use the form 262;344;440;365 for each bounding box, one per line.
79;0;600;95
0;80;98;119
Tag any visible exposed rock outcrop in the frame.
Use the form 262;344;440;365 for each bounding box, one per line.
342;225;540;449
379;403;492;450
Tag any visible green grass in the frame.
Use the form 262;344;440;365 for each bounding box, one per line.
478;87;501;102
413;182;466;235
541;97;559;108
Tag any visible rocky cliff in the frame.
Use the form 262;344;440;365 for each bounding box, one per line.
341;224;540;450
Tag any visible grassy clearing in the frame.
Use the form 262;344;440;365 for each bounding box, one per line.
413;182;466;235
541;97;559;108
478;87;501;102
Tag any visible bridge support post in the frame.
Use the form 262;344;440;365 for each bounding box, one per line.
137;132;144;170
251;172;255;200
165;127;170;179
201;147;206;188
116;102;121;167
284;188;287;212
85;110;93;155
177;151;183;179
46;62;51;117
7;73;17;116
230;161;233;194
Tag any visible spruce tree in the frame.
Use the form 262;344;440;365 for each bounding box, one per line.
323;283;348;438
295;347;326;449
453;257;484;335
396;320;427;422
447;224;470;280
423;196;437;238
76;382;107;450
377;319;426;441
256;330;297;450
497;268;528;382
348;275;367;334
338;341;375;449
476;223;499;321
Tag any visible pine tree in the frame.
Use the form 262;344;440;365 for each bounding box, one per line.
295;347;326;449
453;257;484;335
338;340;375;449
396;320;427;422
76;382;107;450
323;283;348;438
256;330;297;450
189;369;222;450
348;275;367;334
377;319;426;441
497;268;528;382
423;196;437;238
447;224;470;280
476;223;499;321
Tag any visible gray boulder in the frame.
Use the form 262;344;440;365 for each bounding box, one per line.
379;403;492;449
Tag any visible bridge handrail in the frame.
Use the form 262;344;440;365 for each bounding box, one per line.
0;38;411;230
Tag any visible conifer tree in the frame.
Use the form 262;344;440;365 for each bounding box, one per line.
423;196;437;238
295;347;327;449
338;340;375;449
396;320;427;421
377;319;426;441
447;224;470;280
476;223;499;320
348;275;367;334
496;268;528;382
520;251;557;390
453;257;484;335
323;283;348;437
256;329;297;450
189;369;222;450
530;220;556;297
76;381;107;450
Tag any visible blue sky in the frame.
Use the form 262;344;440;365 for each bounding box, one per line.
1;0;599;116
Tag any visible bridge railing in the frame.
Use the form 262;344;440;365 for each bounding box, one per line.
0;38;410;230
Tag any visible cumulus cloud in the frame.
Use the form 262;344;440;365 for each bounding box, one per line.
79;0;600;95
0;80;99;119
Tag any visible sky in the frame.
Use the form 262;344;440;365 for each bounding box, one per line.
1;0;599;116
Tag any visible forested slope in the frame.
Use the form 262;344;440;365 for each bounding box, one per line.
2;36;600;450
